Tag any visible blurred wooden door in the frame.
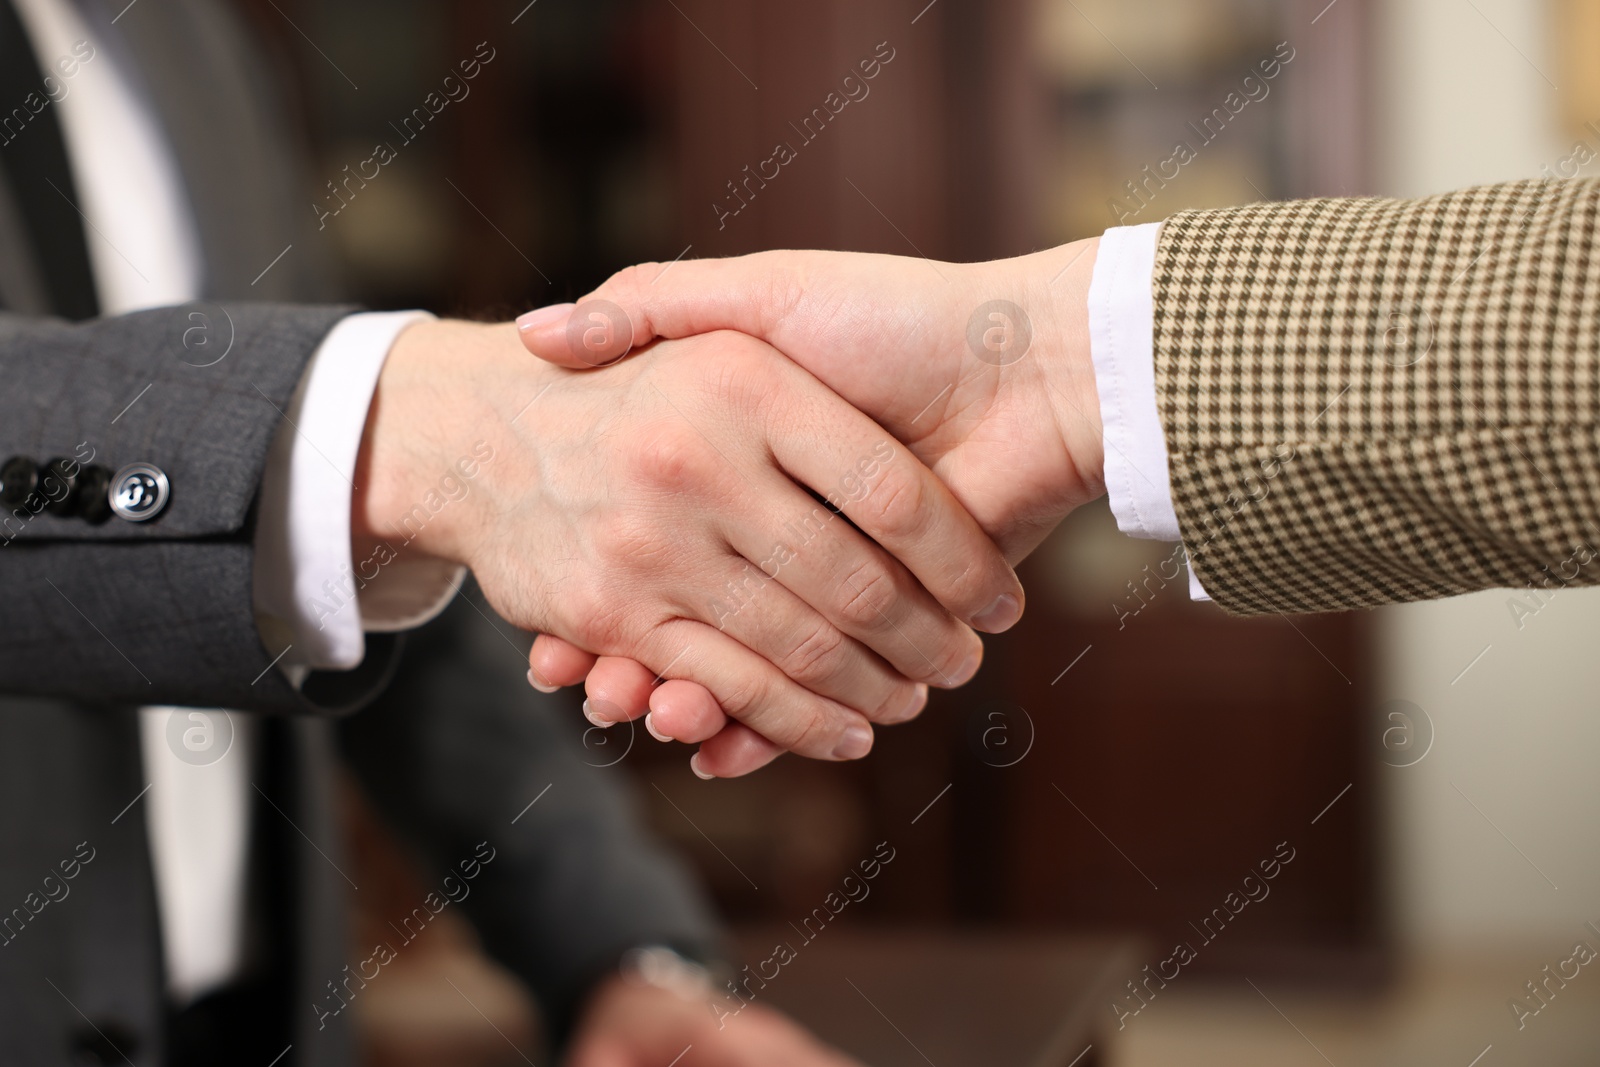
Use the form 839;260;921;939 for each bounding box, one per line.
240;0;1385;988
663;0;1384;982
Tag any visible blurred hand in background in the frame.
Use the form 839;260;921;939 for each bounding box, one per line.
566;974;861;1067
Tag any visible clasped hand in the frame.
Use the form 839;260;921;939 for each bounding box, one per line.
358;240;1101;778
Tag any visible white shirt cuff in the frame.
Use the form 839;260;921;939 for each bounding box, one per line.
1088;222;1210;602
252;310;466;673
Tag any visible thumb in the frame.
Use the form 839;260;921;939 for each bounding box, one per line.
515;253;796;368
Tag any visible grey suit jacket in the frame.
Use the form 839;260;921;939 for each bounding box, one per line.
0;3;718;1065
0;0;360;716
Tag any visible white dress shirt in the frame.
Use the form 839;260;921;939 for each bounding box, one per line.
1088;222;1209;601
13;0;458;1004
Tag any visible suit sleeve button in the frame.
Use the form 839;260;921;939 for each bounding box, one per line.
109;463;171;522
76;465;114;524
0;456;39;508
40;457;83;516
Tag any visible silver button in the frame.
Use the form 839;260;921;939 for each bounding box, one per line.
109;463;170;522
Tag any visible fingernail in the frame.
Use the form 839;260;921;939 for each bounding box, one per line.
582;699;613;728
972;593;1021;633
516;302;576;333
948;652;981;687
690;753;715;780
527;668;560;694
645;712;671;743
886;683;929;724
833;725;873;760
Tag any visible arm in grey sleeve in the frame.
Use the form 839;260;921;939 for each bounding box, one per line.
0;302;398;714
336;590;723;1049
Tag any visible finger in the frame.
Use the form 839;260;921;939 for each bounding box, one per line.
694;550;925;723
639;618;873;762
647;680;726;744
528;634;597;691
691;721;785;779
583;657;659;725
719;464;980;690
516;255;794;368
760;364;1024;637
522;283;1026;639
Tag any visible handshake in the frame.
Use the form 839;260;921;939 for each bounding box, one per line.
354;238;1105;778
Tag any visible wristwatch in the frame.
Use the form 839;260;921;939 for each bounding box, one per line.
618;944;723;1000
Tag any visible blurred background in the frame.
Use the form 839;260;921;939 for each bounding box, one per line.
236;0;1600;1063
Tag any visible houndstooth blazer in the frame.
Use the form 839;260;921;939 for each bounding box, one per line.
1152;177;1600;615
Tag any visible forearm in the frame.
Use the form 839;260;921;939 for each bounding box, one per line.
0;303;387;711
1153;178;1600;613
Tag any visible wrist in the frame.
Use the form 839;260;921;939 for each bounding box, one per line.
351;318;525;569
1035;236;1104;507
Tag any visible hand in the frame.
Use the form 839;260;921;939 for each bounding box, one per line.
352;320;1023;765
565;973;861;1067
514;242;1105;773
517;241;1104;555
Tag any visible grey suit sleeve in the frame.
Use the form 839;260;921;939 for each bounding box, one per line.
0;302;396;714
336;590;724;1050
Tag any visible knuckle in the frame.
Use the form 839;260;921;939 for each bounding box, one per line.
858;466;929;543
714;666;830;754
714;670;769;722
558;577;607;628
762;254;807;322
588;507;664;566
627;421;718;495
781;624;849;685
786;710;824;754
562;581;629;651
935;639;976;685
940;557;994;614
604;262;661;304
872;684;923;724
693;333;776;406
835;562;899;630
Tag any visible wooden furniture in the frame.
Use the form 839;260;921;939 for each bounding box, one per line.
732;930;1145;1067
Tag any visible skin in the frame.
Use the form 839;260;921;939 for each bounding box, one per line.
514;239;1106;777
352;320;1026;763
566;973;862;1067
